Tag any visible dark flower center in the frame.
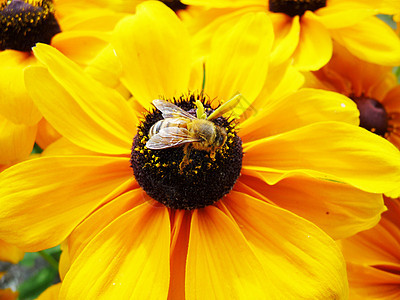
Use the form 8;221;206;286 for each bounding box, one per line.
0;0;61;51
130;93;243;210
161;0;187;12
351;95;388;137
269;0;326;17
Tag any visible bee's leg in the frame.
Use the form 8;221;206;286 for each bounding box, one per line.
179;144;191;172
210;149;216;160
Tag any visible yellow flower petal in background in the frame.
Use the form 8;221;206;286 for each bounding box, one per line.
340;197;400;299
204;11;273;113
293;14;332;70
331;16;400;66
0;156;131;251
60;203;170;299
112;1;192;107
243;122;400;195
183;0;263;7
0;51;42;126
269;14;300;66
311;0;377;28
223;191;348;299
25;44;137;155
0;115;37;165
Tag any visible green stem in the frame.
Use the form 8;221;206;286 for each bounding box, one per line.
38;251;59;270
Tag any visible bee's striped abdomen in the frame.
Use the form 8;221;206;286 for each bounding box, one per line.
148;118;188;138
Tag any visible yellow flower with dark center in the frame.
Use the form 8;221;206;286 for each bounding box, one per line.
340;196;400;300
181;0;400;70
306;43;400;151
0;0;61;51
1;1;400;298
0;0;135;163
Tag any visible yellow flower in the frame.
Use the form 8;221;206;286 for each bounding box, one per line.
340;196;400;300
306;43;400;151
181;0;400;70
0;0;135;159
1;1;400;298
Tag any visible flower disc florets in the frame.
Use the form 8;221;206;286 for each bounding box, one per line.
130;93;243;210
351;95;389;137
0;0;61;51
161;0;187;12
269;0;326;17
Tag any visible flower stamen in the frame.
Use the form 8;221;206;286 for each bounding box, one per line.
269;0;326;17
0;0;61;51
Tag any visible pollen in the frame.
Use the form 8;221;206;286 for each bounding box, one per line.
130;92;243;210
0;0;61;51
269;0;326;17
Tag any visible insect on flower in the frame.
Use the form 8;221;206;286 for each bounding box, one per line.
146;94;242;170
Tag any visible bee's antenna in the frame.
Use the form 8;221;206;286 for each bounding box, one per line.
201;62;206;93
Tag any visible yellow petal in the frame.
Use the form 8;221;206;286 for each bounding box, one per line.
0;51;42;125
182;0;264;7
312;0;378;29
292;14;333;71
68;187;142;262
243;121;400;195
270;14;300;66
42;137;100;156
331;16;400;66
0;239;24;264
51;31;110;66
112;1;191;108
240;88;358;143
25;44;137;155
204;11;273;117
237;173;385;240
35;118;61;150
186;206;268;299
0;115;37;165
223;191;348;299
0;155;131;251
169;210;191;300
37;283;61;300
60;203;170;299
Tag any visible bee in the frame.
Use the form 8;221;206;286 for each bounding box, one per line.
146;94;242;170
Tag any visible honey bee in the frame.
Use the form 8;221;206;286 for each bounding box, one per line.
146;94;242;170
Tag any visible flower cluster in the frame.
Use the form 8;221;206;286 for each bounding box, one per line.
1;0;400;299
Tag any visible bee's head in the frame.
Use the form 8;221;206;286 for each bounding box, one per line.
215;126;227;148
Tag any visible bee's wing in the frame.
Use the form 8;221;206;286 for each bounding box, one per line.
153;99;196;120
208;93;242;120
146;127;201;149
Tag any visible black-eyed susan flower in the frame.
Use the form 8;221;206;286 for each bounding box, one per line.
0;0;134;157
306;43;400;150
340;196;400;300
1;1;400;298
181;0;400;70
